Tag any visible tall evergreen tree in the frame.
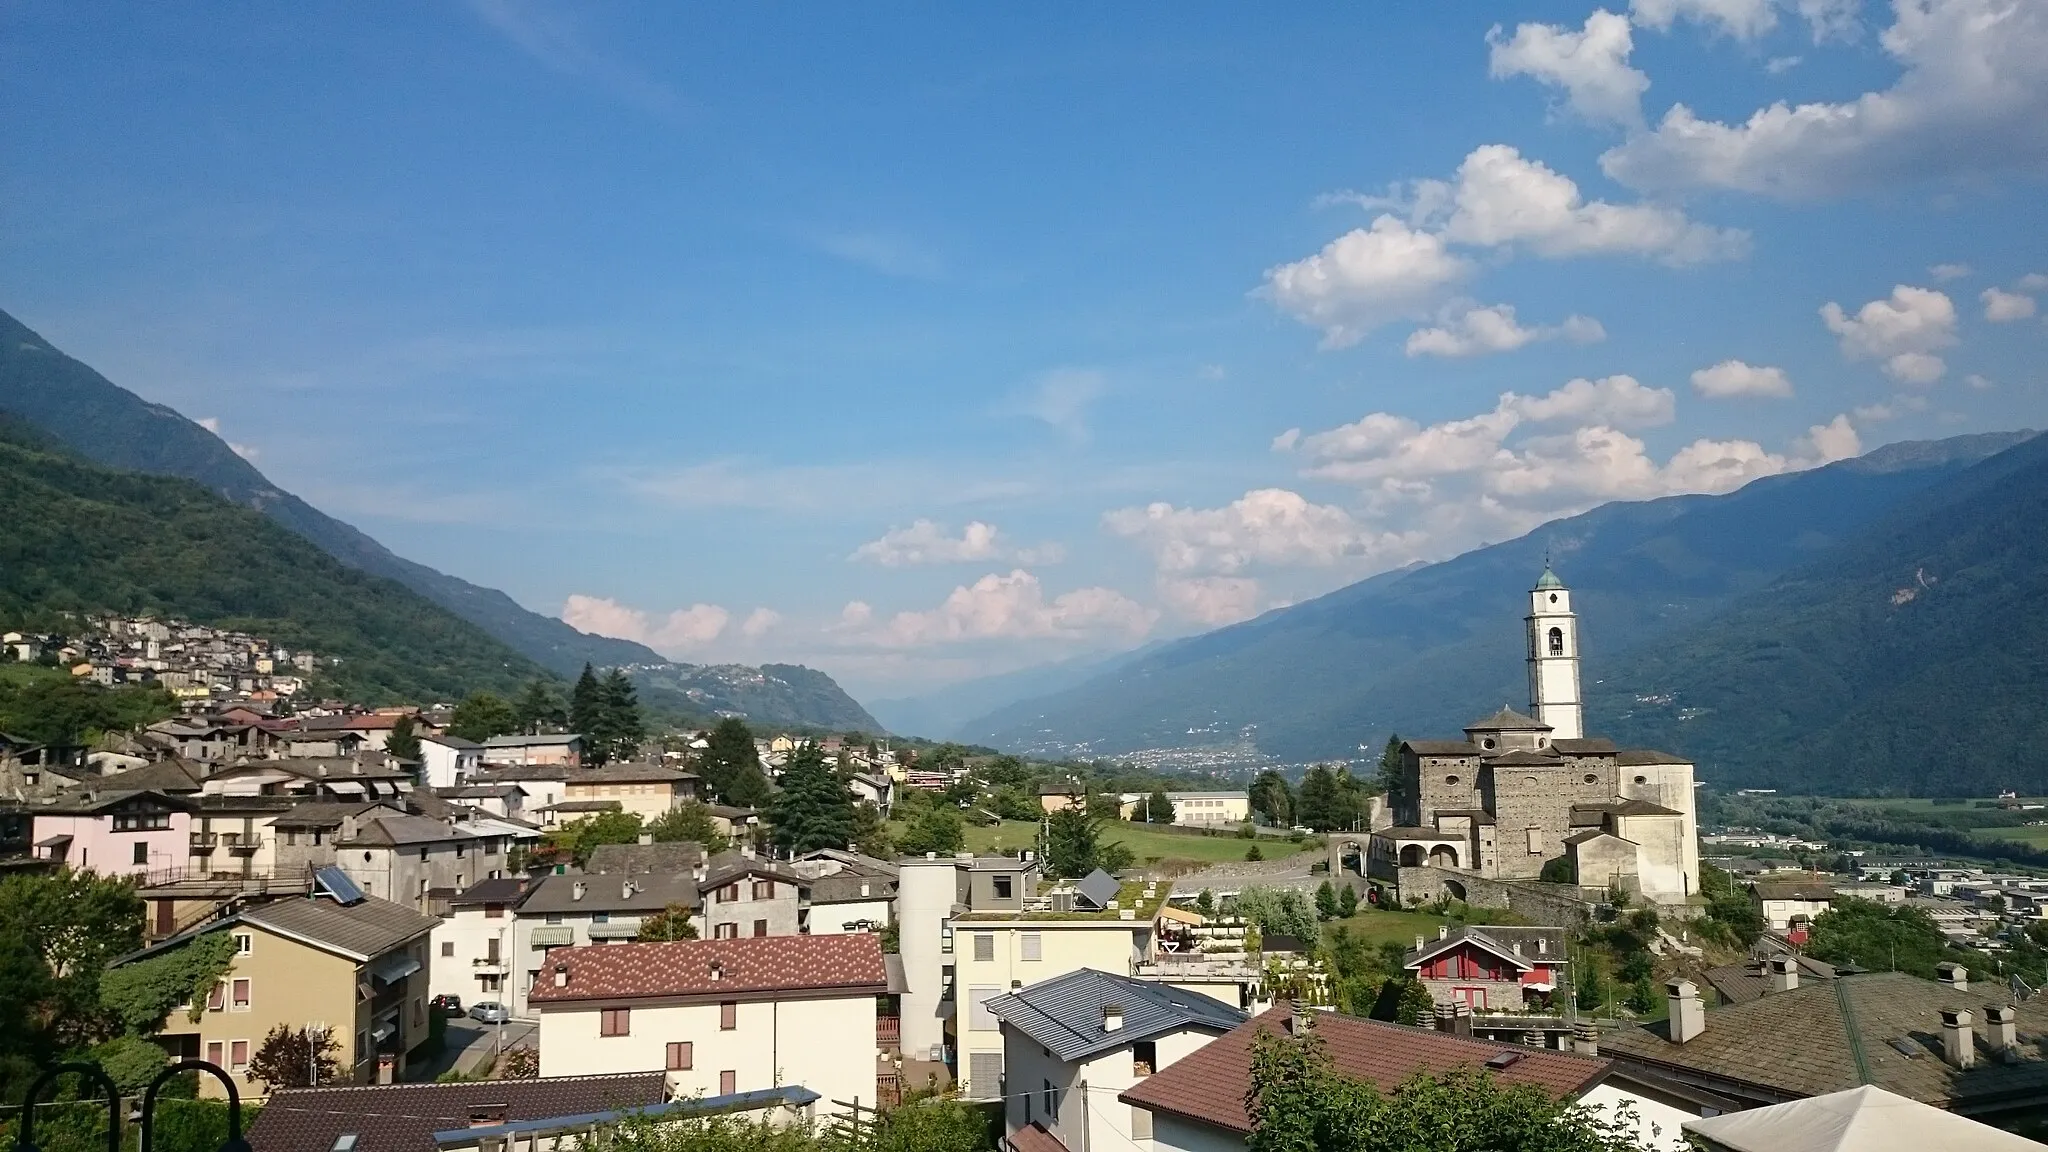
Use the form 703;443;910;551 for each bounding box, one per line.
1045;807;1105;879
569;663;605;742
1145;788;1175;824
514;679;565;734
700;718;771;807
769;744;856;854
384;714;422;763
1250;770;1294;827
447;691;517;743
599;669;646;763
1297;765;1340;832
1375;733;1405;809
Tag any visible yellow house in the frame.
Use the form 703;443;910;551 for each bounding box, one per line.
125;878;440;1098
561;762;702;823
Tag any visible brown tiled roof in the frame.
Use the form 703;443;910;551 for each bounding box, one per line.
1599;971;2048;1106
1702;954;1839;1006
1005;1122;1071;1152
1465;706;1551;731
247;1073;665;1152
235;894;439;961
587;841;706;875
699;850;804;893
528;933;888;1005
1404;740;1480;756
1615;748;1691;766
1751;879;1835;901
568;761;699;784
1491;749;1565;767
1551;738;1618;755
1573;799;1683;818
1119;1007;1609;1133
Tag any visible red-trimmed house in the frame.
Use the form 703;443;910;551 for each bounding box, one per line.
1403;925;1567;1012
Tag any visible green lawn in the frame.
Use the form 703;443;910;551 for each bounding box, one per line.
1969;825;2048;849
1321;908;1459;951
953;819;1316;865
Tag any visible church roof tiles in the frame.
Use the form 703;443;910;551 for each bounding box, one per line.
1464;706;1552;731
1403;740;1479;756
1490;749;1565;767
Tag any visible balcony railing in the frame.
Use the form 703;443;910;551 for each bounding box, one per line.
189;832;218;852
473;956;507;971
878;1016;901;1047
219;833;263;853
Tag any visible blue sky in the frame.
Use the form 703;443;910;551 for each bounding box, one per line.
4;0;2045;698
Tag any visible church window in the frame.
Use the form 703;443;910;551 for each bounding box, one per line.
1524;778;1538;787
1445;775;1459;786
1633;775;1647;785
1583;774;1598;785
1548;593;1558;604
1481;738;1495;750
1547;627;1564;656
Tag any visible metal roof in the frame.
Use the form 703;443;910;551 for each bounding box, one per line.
986;968;1246;1062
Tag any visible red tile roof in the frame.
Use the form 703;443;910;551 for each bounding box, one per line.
528;933;889;1004
1005;1122;1072;1152
1119;1006;1611;1134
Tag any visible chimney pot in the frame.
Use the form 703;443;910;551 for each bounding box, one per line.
1942;1008;1975;1069
1988;1005;2019;1053
1937;962;1969;992
1768;956;1799;993
552;964;568;988
1435;1003;1457;1033
638;833;653;845
1572;1022;1599;1056
710;961;724;981
1667;980;1706;1044
572;881;586;902
1102;1005;1124;1032
1415;934;1427;952
1439;925;1449;941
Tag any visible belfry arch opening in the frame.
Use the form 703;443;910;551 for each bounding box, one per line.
1547;626;1564;656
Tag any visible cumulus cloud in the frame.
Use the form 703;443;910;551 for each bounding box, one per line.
1982;287;2038;321
1602;0;2048;198
1405;302;1606;358
1010;367;1106;442
1820;284;1958;383
851;520;1000;566
1929;262;1972;281
1690;359;1795;398
843;571;1156;648
1488;10;1649;129
739;608;782;638
1103;488;1413;575
1795;0;1865;42
1157;576;1266;626
1631;0;1779;39
2020;273;2048;291
195;416;260;460
562;595;729;649
1259;216;1471;347
1268;146;1743;345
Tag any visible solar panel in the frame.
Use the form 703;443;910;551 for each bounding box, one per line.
315;866;366;905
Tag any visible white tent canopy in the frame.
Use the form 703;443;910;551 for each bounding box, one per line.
1683;1085;2043;1152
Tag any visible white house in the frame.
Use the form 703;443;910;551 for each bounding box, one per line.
989;969;1244;1152
418;734;483;790
1121;1007;1713;1152
508;872;701;1018
429;876;529;1007
790;849;897;936
528;934;893;1117
1752;879;1835;934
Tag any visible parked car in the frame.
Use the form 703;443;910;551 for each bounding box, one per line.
468;1001;510;1024
431;994;464;1015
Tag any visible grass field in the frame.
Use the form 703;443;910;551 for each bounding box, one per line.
950;819;1318;865
1320;908;1456;951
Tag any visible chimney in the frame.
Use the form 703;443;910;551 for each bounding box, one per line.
1767;956;1799;993
1536;937;1548;957
1511;941;1523;957
468;1105;508;1129
1987;1005;2019;1057
1438;925;1449;941
1941;1008;1975;1069
1667;980;1706;1044
1452;1001;1472;1036
638;833;654;845
1102;1005;1124;1032
552;964;569;988
1415;934;1427;952
572;881;586;902
622;880;636;900
1572;1022;1599;1056
710;961;725;982
1938;962;1969;992
1435;1003;1457;1034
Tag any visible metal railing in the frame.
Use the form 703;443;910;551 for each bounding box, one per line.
12;1059;250;1152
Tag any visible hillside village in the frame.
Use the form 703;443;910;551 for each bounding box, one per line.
7;570;2048;1151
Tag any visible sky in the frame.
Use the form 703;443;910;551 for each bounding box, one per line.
4;0;2046;700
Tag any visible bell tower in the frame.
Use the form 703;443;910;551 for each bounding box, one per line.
1526;563;1583;740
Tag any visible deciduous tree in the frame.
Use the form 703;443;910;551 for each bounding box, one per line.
246;1023;341;1090
638;904;698;942
897;806;965;857
447;691;517;743
646;802;730;853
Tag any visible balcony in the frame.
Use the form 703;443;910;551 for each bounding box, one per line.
472;956;508;972
220;833;263;854
189;832;218;853
878;1016;901;1049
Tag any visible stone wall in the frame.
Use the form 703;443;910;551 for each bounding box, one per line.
1390;865;1594;930
1486;760;1622;881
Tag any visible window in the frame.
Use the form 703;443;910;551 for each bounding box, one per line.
752;880;774;900
113;811;170;832
133;842;149;866
1583;774;1598;785
442;941;455;958
969;985;1001;1031
718;884;740;903
206;1041;223;1066
485;904;504;919
752;919;768;937
1634;775;1648;785
234;933;253;955
1042;1080;1058;1122
485;938;500;962
1526;828;1545;855
600;1008;631;1036
715;923;738;940
993;876;1012;899
312;830;325;846
592;913;610;924
1131;1107;1154;1141
1548;627;1564;656
667;1041;693;1070
967;1053;1003;1101
413;997;424;1026
1021;933;1041;962
231;979;251;1011
1445;775;1460;786
720;1001;737;1030
1443;954;1461;979
973;934;994;962
207;982;226;1012
285;830;298;846
455;842;466;858
1132;1040;1156;1076
419;847;430;861
229;1040;249;1071
719;1070;737;1095
546;913;564;925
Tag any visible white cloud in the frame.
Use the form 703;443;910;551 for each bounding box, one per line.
1602;0;2048;198
1259;216;1471;347
194;415;259;460
851;520;1001;566
1438;146;1749;264
1766;55;1804;73
1820;285;1958;383
464;0;683;118
1010;367;1106;443
1929;262;1972;281
1488;10;1649;129
1795;0;1864;41
739;608;782;638
1511;374;1679;427
1966;373;1994;388
2020;273;2048;291
561;595;729;649
1404;302;1606;358
1982;287;2038;321
1632;0;1779;39
1157;576;1266;627
1690;359;1795;398
816;232;943;280
1103;488;1406;575
847;571;1157;648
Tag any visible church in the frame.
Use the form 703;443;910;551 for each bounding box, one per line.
1365;566;1701;905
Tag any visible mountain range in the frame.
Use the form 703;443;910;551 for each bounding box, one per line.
947;430;2041;794
0;308;878;731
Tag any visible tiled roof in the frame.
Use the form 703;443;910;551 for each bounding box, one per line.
987;968;1245;1061
1551;738;1618;755
568;761;698;783
1752;879;1835;901
1465;706;1551;731
99;758;204;793
1005;1122;1071;1152
1120;1007;1609;1133
699;850;804;892
472;765;571;783
235;894;439;961
343;813;478;847
587;841;707;875
1491;749;1564;767
449;877;530;906
483;733;582;747
516;872;699;915
810;873;897;904
269;800;388;829
1404;925;1566;970
1615;748;1691;766
1403;740;1479;756
1702;954;1839;1006
528;933;888;1005
1573;799;1683;818
1599;971;2048;1106
246;1073;665;1152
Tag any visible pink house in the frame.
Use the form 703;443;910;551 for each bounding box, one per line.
32;789;196;879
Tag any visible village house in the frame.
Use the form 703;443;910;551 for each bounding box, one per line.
481;733;584;768
272;803;515;910
416;733;483;790
509;872;702;1018
295;711;414;751
1117;792;1253;827
560;760;701;822
990;969;1245;1152
242;1073;671;1152
698;851;809;939
31;788;197;878
1751;878;1834;935
470;764;569;815
427;876;530;1007
120;868;440;1098
1402;924;1569;1013
790;849;897;935
528;934;892;1117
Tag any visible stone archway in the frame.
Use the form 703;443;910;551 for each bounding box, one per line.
1399;844;1427;867
1428;844;1460;869
1443;879;1468;902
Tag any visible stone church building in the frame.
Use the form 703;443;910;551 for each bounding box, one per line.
1366;566;1700;905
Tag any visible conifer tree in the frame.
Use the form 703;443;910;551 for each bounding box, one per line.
514;679;565;734
1145;788;1175;824
769;744;856;854
1315;880;1339;921
599;668;646;763
569;664;605;740
384;714;422;763
700;718;771;808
